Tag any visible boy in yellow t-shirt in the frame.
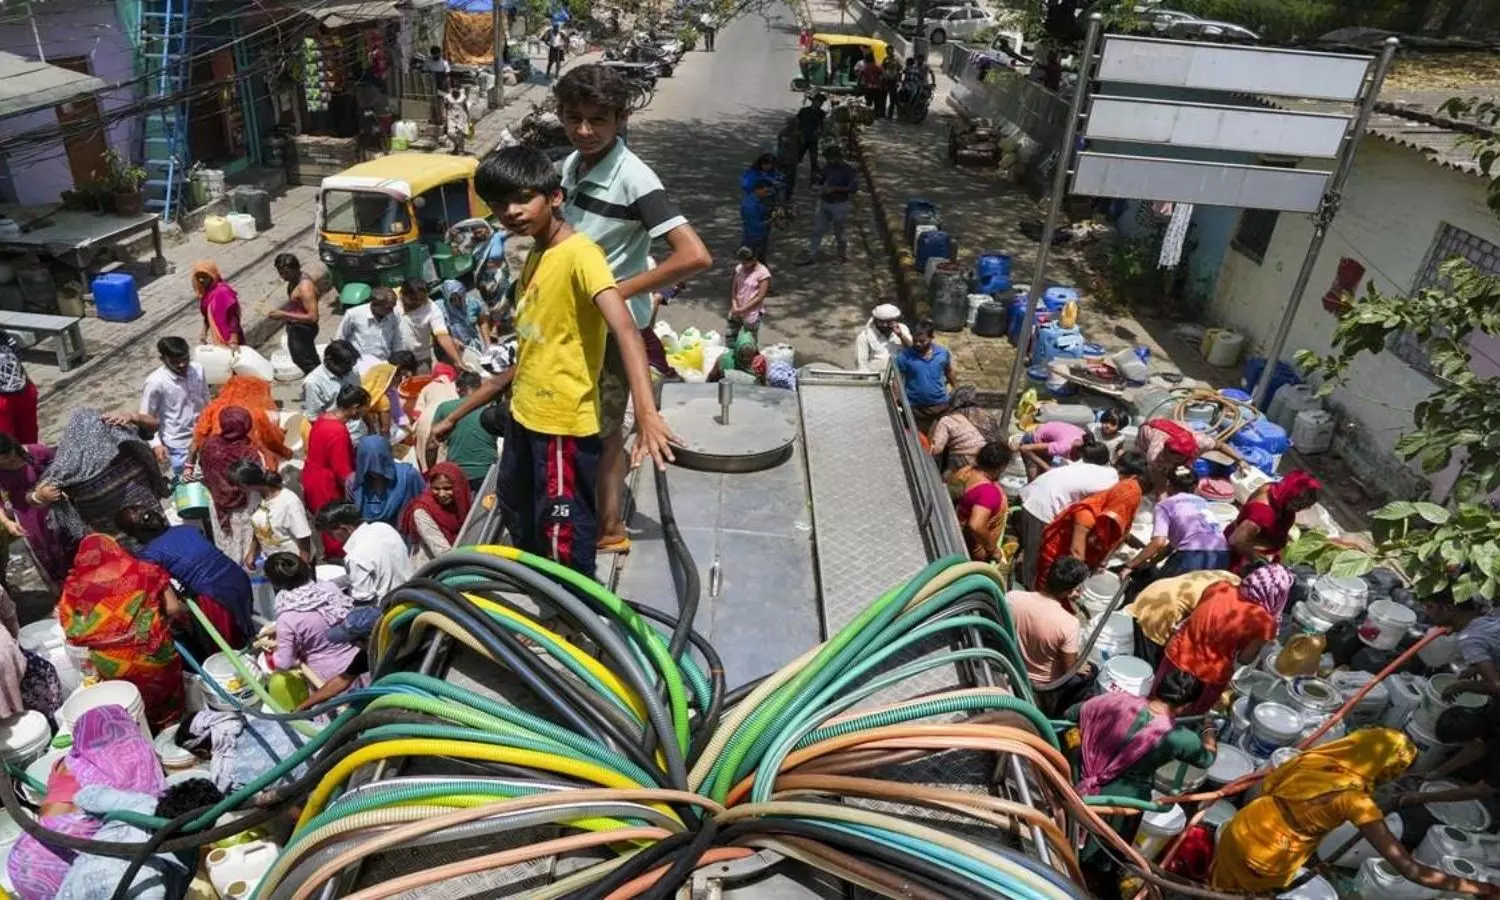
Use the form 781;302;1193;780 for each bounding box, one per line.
434;146;676;579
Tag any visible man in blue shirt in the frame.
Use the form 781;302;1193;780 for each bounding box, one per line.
895;319;956;430
741;181;773;261
801;145;858;264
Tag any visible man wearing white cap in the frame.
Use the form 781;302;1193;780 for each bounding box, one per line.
855;303;911;372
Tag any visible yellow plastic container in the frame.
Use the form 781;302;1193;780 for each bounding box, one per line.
204;215;234;243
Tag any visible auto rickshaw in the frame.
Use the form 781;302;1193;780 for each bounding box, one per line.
317;153;493;307
792;34;889;93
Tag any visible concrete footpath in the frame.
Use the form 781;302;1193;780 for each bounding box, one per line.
31;53;594;440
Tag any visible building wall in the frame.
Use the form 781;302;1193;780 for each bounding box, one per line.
1209;136;1500;498
0;0;140;205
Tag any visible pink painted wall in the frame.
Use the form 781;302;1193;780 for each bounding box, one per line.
0;1;140;205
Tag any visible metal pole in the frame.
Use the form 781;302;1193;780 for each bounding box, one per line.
491;0;506;109
996;13;1102;436
27;0;45;61
1250;36;1398;409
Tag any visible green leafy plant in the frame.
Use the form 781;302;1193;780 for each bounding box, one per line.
101;148;148;193
1439;97;1500;217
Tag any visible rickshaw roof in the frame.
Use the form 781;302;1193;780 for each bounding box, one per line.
811;34;888;50
322;154;479;196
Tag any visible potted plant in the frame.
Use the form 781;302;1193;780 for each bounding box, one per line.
101;149;148;216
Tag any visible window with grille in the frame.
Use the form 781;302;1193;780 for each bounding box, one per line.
1390;223;1500;375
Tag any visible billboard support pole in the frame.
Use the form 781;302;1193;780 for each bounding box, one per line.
997;13;1103;436
1250;36;1398;409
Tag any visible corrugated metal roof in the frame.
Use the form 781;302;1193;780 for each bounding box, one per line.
1258;83;1500;177
0;51;108;119
289;0;444;28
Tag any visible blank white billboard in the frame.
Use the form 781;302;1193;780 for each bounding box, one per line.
1072;152;1330;212
1097;36;1371;101
1085;95;1350;158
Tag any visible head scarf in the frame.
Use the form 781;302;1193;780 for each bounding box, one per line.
64;704;165;796
946;384;1001;441
189;260;223;299
399;461;473;546
274;579;355;627
41;409;166;542
872;303;901;321
1261;727;1415;803
199;406;262;528
1146;418;1201;460
353;435;425;525
1269;470;1321;512
193;375;292;465
1240;563;1295;620
1076;691;1175;796
440;280;483;349
431;362;459;383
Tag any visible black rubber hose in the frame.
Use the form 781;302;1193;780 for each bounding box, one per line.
383;579;669;785
712;818;1011;900
654;465;701;660
570;828;704;900
381;582;610;747
625;601;725;763
638;818;722;900
411;551;688;790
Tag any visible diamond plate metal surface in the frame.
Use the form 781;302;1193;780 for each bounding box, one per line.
800;381;931;634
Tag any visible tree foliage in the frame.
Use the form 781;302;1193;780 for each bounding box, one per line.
1439;96;1500;218
1294;248;1500;600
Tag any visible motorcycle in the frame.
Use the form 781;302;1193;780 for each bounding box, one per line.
497;102;572;161
896;79;934;123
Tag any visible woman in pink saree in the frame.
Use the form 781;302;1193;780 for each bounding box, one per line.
7;705;167;899
193;260;243;348
1072;669;1218;867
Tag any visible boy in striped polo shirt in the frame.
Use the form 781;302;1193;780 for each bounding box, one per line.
554;64;712;554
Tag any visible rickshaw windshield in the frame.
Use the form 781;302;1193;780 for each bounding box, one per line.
323;190;411;236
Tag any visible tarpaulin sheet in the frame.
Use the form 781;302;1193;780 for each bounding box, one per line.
445;11;499;65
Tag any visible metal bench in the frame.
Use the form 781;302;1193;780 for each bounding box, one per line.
0;311;86;372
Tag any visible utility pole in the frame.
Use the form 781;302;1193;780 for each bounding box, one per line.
491;0;506;109
996;13;1102;435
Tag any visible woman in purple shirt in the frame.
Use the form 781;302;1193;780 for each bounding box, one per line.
265;552;362;689
1122;466;1230;582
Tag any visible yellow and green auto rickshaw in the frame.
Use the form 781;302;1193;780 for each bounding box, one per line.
317;153;493;307
793;34;889;93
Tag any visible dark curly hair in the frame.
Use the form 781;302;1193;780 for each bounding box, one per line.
155;777;225;820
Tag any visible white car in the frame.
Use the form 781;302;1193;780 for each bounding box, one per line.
898;6;995;44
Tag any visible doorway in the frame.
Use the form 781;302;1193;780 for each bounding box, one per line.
51;57;108;187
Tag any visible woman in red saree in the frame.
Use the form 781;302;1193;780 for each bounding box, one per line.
57;534;185;727
1226;470;1321;573
304;385;367;558
1033;451;1149;599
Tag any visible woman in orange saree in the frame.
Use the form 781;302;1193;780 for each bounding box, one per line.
189;374;293;468
57;534;185;727
1032;451;1149;601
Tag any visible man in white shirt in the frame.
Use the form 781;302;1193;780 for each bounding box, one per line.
301;340;368;440
854;303;911;372
113;337;208;478
398;278;463;369
699;12;716;51
1017;438;1119;588
315;502;412;606
336;286;405;362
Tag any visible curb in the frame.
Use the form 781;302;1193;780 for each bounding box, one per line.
852;129;927;320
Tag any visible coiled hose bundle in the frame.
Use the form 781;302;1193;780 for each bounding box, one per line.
0;545;1295;900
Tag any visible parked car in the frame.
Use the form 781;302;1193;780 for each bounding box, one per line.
879;0;974;26
975;30;1032;69
898;6;995;44
1139;9;1199;32
1165;18;1260;42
